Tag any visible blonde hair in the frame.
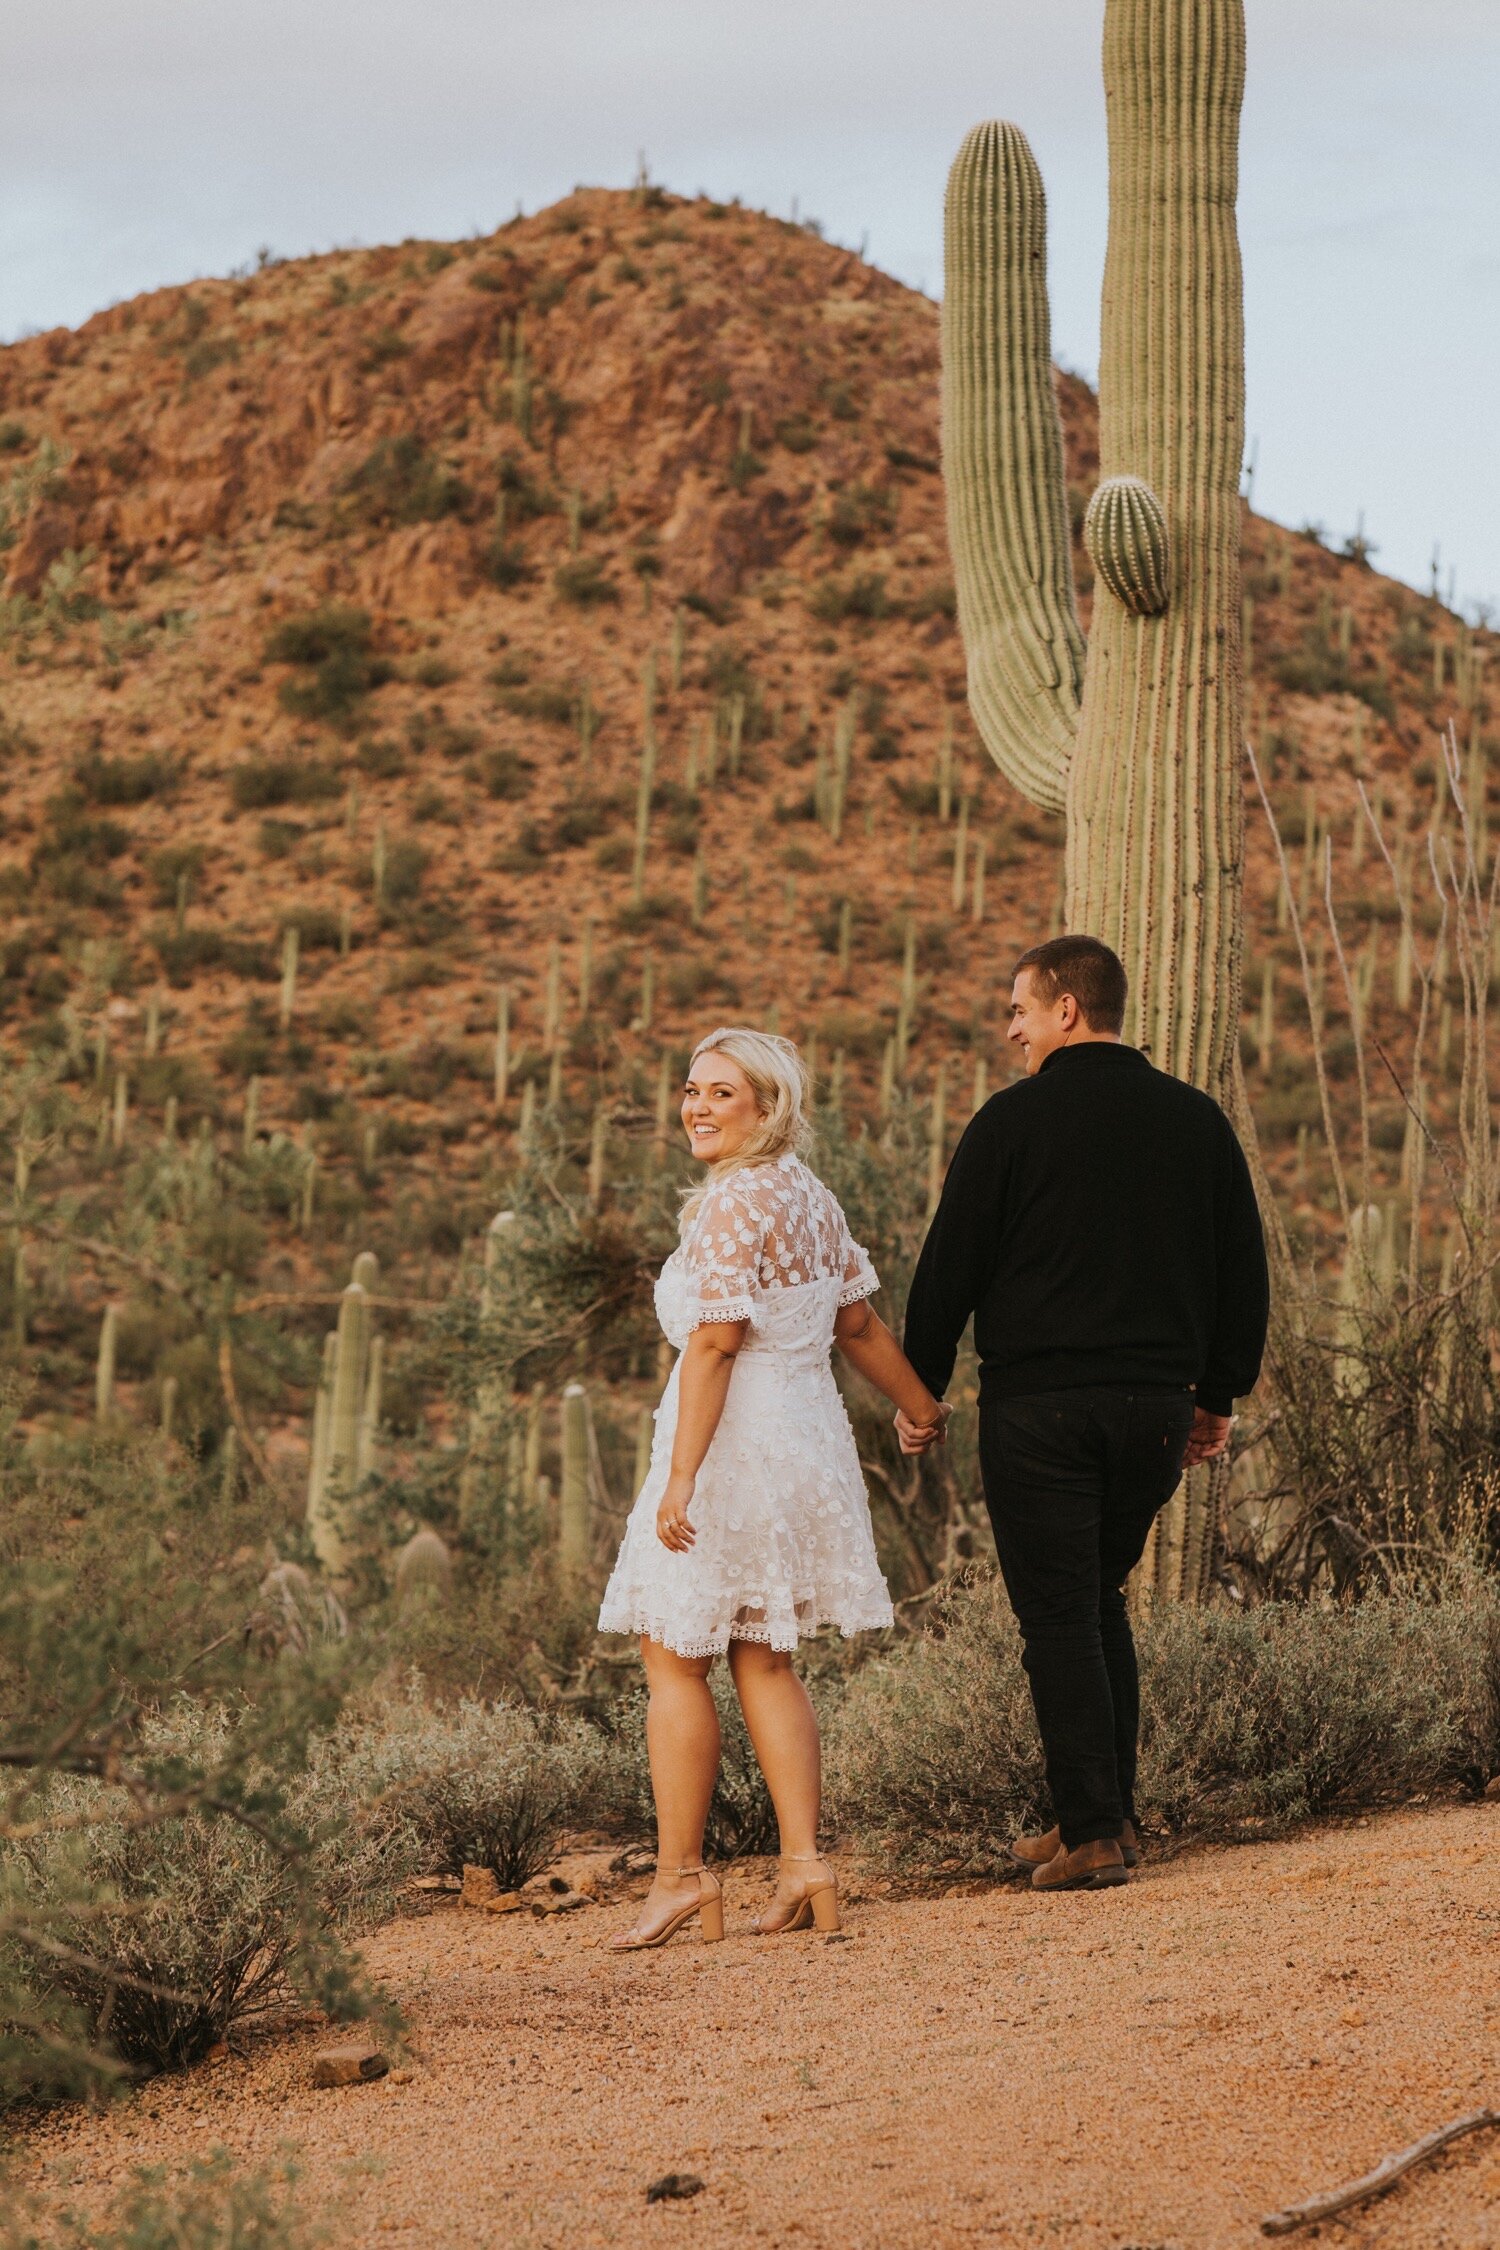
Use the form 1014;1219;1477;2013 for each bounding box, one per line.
678;1026;812;1226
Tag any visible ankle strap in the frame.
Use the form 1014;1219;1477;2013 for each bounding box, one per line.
778;1852;830;1863
669;1863;708;1877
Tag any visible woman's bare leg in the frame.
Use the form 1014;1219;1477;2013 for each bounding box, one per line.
614;1637;720;1943
727;1639;822;1861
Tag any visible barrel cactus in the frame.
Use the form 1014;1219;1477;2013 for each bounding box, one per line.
943;0;1248;1602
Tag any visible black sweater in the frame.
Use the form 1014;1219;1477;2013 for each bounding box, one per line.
902;1043;1269;1417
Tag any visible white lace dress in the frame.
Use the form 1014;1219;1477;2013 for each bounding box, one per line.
598;1153;895;1658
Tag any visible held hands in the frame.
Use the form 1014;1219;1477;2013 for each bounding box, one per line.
656;1468;698;1551
1183;1407;1232;1465
895;1402;952;1456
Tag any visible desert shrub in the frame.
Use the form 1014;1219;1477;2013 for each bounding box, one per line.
154;926;275;985
266;605;388;726
229;756;342;811
146;842;209;906
774;414;818;453
1138;1585;1500;1829
824;1579;1045;1875
826;1574;1500;1877
7;1701;411;2075
355;734;405;779
553;555;618;606
809;572;889;623
484;530;530;587
1;2151;325;2250
550;792;606;845
826;482;895;548
495;681;572;724
496;454;556;521
31;791;127;904
481;747;535;801
344;436;465;526
332;1686;610;1889
281;906;344;951
73;750;175;804
0;1424;393;2108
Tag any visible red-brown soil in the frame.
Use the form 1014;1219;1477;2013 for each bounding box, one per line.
16;1801;1499;2247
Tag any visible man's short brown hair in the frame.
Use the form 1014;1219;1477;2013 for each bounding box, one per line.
1013;935;1128;1035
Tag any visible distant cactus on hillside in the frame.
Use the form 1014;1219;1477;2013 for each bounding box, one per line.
306;1251;382;1579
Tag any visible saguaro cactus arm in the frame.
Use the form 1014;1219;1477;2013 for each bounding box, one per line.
942;120;1085;816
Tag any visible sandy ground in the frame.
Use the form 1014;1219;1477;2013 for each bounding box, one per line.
16;1801;1500;2250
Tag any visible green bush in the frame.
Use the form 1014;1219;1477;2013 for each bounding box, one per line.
147;842;209;906
553;556;618;606
826;1575;1500;1876
344;438;465;527
264;607;388;726
2;2151;324;2250
809;572;889;623
331;1686;611;1889
73;751;176;805
7;1702;412;2076
827;482;895;548
154;927;275;985
229;756;342;811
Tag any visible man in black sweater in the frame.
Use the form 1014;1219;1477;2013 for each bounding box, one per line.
900;935;1269;1892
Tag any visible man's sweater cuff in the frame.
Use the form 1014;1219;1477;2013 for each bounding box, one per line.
1197;1391;1233;1419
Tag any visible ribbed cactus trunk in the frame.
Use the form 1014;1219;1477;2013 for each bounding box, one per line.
1067;0;1247;1094
558;1381;593;1578
458;1210;516;1531
307;1255;380;1580
942;0;1248;1605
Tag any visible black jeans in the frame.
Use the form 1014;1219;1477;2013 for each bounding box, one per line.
978;1385;1196;1849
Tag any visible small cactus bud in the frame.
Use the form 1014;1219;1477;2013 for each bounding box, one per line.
1083;475;1171;616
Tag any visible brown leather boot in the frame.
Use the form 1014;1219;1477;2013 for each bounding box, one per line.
1009;1819;1140;1872
1031;1837;1129;1891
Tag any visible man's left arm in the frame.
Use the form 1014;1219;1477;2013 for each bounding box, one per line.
1197;1124;1270;1423
900;1106;1006;1410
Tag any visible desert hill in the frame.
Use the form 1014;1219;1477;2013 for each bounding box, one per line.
0;184;1492;1425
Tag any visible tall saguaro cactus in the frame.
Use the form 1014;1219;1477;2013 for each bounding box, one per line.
944;0;1248;1601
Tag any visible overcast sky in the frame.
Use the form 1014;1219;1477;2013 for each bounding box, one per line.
3;1;1496;613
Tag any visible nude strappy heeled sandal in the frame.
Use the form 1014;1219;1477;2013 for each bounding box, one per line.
609;1865;724;1951
750;1852;841;1935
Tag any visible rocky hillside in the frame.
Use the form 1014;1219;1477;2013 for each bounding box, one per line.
0;186;1492;1360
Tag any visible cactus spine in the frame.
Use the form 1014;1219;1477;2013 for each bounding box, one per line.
943;0;1248;1603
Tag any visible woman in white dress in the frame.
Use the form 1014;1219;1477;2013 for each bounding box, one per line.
598;1026;947;1948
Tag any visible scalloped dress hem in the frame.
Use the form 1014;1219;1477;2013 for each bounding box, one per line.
596;1597;896;1662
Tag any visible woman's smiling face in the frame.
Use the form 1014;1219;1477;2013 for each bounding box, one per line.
681;1049;762;1163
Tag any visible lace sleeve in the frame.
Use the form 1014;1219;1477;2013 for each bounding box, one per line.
833;1198;880;1308
679;1175;769;1330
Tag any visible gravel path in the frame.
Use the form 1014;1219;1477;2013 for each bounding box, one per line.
18;1801;1500;2248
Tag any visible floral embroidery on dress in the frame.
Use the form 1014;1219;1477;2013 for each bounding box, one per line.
597;1154;891;1657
